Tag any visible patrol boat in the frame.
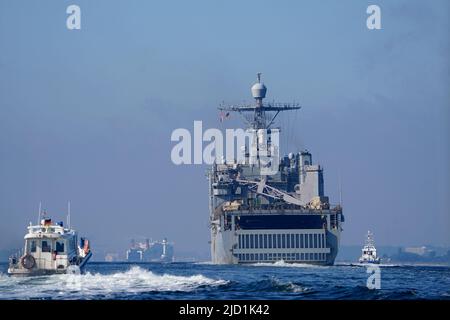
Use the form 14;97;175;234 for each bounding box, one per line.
208;74;344;265
358;231;380;264
8;213;92;276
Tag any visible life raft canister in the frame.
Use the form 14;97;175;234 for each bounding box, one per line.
21;254;36;269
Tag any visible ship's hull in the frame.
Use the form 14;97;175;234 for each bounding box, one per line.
7;251;92;276
210;213;341;265
358;259;380;265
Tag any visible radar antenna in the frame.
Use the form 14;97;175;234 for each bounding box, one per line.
218;73;301;129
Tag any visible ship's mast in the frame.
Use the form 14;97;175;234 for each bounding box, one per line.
366;231;375;247
218;73;301;130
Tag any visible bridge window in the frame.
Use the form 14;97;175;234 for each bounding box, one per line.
28;240;37;253
264;234;267;248
314;234;318;248
300;234;304;248
56;241;65;253
309;234;313;249
259;235;263;249
276;234;281;248
245;235;249;249
282;234;286;248
305;234;309;248
41;240;51;253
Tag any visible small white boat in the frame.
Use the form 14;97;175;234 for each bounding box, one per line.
358;231;380;264
8;216;91;276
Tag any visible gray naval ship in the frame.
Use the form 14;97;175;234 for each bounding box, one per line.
208;74;344;265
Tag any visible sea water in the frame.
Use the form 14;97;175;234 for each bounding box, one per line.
0;262;449;300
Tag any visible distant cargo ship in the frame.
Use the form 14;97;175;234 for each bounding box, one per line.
126;238;174;262
208;74;344;265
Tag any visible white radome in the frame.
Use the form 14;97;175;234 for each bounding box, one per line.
251;82;267;99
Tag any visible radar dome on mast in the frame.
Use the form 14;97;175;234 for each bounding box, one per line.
251;73;267;99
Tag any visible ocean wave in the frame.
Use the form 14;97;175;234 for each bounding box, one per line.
193;261;215;265
242;277;311;293
0;266;228;300
250;260;328;268
336;262;401;268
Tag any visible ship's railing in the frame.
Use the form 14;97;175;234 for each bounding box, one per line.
222;203;342;214
28;225;66;234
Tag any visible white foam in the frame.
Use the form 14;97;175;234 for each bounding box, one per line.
0;266;228;299
286;282;311;293
193;261;215;265
340;262;400;268
251;260;328;268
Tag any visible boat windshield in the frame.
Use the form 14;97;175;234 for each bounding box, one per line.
41;240;52;252
56;241;65;253
27;240;37;253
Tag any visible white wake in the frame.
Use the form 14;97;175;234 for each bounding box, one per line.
250;260;329;268
0;266;228;299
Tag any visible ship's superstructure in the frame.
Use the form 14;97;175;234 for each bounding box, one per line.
358;231;380;264
126;238;174;262
8;215;92;276
208;74;344;265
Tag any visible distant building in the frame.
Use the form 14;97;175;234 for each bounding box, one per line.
388;245;448;264
404;246;434;257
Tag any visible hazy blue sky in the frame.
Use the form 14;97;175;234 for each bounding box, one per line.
0;0;449;259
